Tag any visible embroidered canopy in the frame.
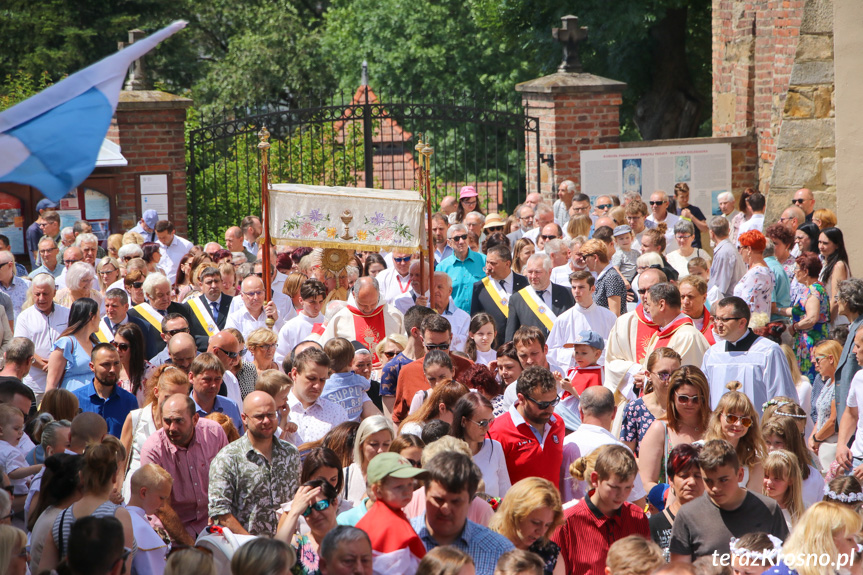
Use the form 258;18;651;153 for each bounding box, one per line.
268;183;426;251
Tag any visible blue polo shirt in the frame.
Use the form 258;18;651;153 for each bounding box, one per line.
191;393;244;435
438;249;486;312
73;382;139;438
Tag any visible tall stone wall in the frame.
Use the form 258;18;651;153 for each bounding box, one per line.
765;0;835;220
712;0;806;191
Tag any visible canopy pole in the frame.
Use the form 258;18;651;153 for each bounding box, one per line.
258;126;275;328
421;140;435;311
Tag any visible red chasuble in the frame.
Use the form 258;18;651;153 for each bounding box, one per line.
347;305;387;363
698;306;716;345
633;304;660;362
648;314;695;350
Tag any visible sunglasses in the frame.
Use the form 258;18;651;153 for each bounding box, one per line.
65;259;81;265
650;371;673;381
406;458;422;468
469;418;492;428
791;198;806;204
215;347;239;359
676;393;700;405
485;226;504;232
122;256;134;262
540;234;558;240
302;499;331;517
649;201;666;206
524;394;560;410
393;256;412;263
424;343;450;351
165;327;190;337
596;204;613;210
450;234;468;242
112;341;130;352
381;350;398;359
127;281;144;289
724;413;753;428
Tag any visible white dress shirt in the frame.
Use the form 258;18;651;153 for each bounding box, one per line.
561;423;646;503
158;234;194;284
546;302;617;367
708;238;747;298
14;304;70;395
441;297;470;352
288;391;349;445
229;283;295;322
376;267;413;305
737;213;765;240
225;304;286;341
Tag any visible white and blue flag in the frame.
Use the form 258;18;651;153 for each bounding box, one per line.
0;20;187;202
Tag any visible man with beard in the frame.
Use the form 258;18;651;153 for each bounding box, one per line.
73;343;138;437
140;393;228;543
210;391;300;536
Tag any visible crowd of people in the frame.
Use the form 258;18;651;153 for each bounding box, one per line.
0;183;859;575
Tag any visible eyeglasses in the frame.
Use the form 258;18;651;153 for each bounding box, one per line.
540;234;558;240
38;248;57;254
243;290;265;298
215;347;240;359
791;198;806;204
649;201;666;206
302;499;331;517
713;316;744;323
450;234;468;242
64;259;80;265
469;418;492;428
675;234;693;239
524;394;560;410
596;204;613;210
247;411;278;422
650;371;674;381
112;341;130;352
165;327;190;336
406;458;422;468
98;268;118;275
724;413;753;427
424;343;450;351
676;393;700;405
393;256;412;263
254;343;276;352
519;215;534;222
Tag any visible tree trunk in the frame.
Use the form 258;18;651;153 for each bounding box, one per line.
634;6;703;140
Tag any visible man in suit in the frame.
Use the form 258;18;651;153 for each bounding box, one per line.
184;266;233;352
471;245;527;348
505;252;574;342
98;288;153;348
506;204;534;247
128;274;190;361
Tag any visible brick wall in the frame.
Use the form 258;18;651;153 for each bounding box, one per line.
712;0;806;192
110;91;192;237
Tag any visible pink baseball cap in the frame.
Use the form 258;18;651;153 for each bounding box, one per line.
459;186;478;199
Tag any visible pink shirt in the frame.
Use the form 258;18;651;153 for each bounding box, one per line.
404;486;494;527
140;417;228;537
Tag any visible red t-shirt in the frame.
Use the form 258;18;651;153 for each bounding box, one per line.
488;407;565;489
391;354;474;423
551;496;649;575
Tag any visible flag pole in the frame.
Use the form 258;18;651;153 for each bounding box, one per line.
258;126;275;328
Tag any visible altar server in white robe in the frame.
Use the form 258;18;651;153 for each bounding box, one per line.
701;296;798;415
275;278;327;364
547;270;617;367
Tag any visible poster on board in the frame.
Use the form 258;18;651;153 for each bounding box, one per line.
580;142;732;215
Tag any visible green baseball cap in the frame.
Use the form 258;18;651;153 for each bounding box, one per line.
366;452;428;485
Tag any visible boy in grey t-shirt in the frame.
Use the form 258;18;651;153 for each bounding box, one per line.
669;439;788;561
610;225;640;282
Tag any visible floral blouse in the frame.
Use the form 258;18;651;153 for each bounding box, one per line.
292;533;320;575
619;398;656;456
733;265;774;316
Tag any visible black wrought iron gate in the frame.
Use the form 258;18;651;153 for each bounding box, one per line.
187;87;540;245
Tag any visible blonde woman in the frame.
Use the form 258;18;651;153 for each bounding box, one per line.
343;415;395;505
639;366;712;493
566;214;592;240
704;381;766;491
762;450;804;529
781;343;813;438
247;328;279;374
809;339;842;467
512;238;535;274
489;477;565;575
765;502;861;575
0;525;27;575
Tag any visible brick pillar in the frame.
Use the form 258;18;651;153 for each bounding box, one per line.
517;73;625;199
112;91;192;237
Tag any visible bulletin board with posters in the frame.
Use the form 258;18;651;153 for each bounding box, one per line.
0;193;26;254
579;142;732;212
57;187;113;245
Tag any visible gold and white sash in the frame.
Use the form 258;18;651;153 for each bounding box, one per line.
133;303;164;333
482;277;510;316
520;285;557;331
188;296;219;336
95;319;114;343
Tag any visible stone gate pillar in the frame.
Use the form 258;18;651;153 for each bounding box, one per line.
517;16;626;200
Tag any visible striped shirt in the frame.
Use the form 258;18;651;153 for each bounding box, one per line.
551;493;649;575
410;515;514;575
